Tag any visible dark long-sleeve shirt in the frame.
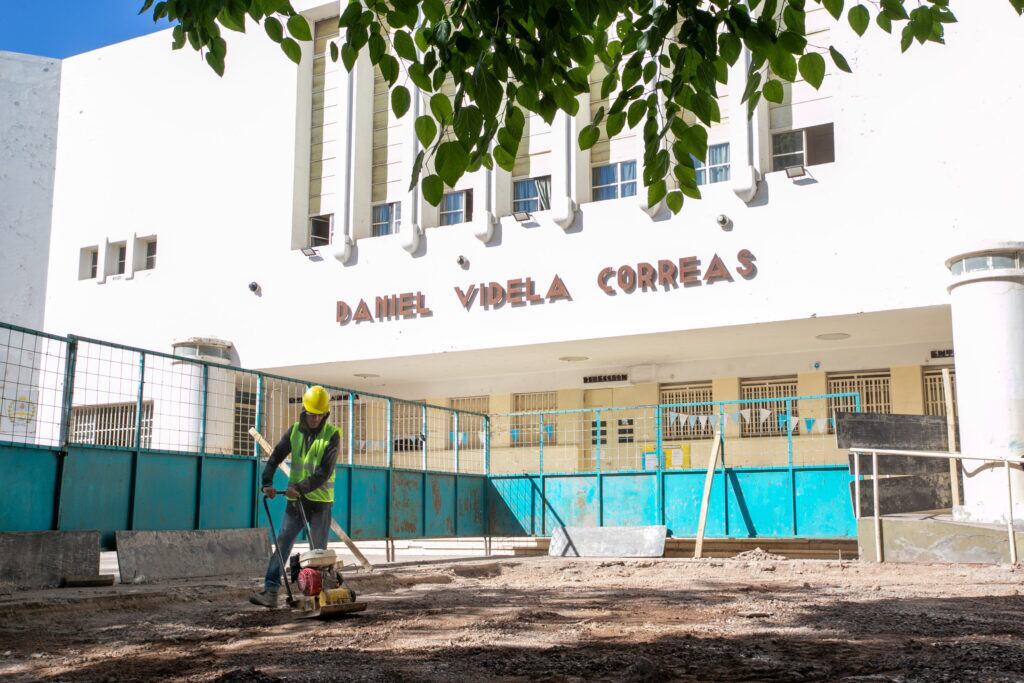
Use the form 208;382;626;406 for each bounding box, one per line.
260;416;340;496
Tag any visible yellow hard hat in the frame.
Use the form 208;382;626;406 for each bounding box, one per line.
302;385;330;415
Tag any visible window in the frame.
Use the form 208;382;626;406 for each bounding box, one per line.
617;418;635;444
924;368;957;419
451;396;489;449
591;418;607;446
70;401;153;448
512;176;551;213
511;391;557;447
440;190;473;226
391;401;423;453
79;247;99;280
233;390;257;456
949;252;1023;276
694;144;730;185
105;242;127;276
740;376;798;437
827;371;891;421
371;202;400;236
660;382;715;440
592;161;637;201
772;123;835;172
309;214;332;246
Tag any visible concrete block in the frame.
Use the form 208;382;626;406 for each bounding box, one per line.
115;528;271;583
549;525;666;558
857;514;1024;564
0;531;99;589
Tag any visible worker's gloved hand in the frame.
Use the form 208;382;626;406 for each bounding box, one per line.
286;485;301;500
262;486;276;499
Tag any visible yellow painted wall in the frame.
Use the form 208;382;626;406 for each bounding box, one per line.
890;365;925;415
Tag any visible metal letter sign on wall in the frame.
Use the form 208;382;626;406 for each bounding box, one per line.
335;249;758;325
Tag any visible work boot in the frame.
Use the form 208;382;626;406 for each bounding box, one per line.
248;589;279;608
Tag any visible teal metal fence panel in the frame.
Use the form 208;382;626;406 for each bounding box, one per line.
541;475;598;534
200;456;258;530
425;473;456;537
133;452;199;531
390;470;424;539
349;467;388;539
456;475;487;536
59;447;133;548
602;472;658;527
794;466;857;537
0;445;59;531
724;468;793;537
488;476;540;536
662;470;726;537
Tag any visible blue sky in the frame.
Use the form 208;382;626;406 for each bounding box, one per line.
0;1;171;59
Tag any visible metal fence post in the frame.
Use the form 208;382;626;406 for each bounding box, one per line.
539;413;545;536
252;373;264;528
54;337;78;530
385;398;393;553
421;404;428;471
1005;459;1018;565
347;392;355;465
128;352;146;531
596;409;604;527
656;405;664;527
484;415;491;475
483;414;491;542
453;410;460;536
786;398;797;536
196;363;209;530
720;404;729;537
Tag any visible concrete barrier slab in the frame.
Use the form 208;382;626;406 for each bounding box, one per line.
0;531;100;589
115;529;270;583
549;525;667;558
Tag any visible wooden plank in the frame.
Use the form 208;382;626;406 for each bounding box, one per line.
249;428;373;571
693;430;723;559
942;369;962;507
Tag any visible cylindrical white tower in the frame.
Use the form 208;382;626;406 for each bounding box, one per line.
946;241;1024;523
149;337;236;455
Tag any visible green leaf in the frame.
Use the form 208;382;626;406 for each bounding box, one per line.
763;79;784;103
436;141;469;187
205;50;225;76
286;15;312;42
783;6;805;34
900;24;914;52
627;99;647;129
430;93;453;123
647;180;667;208
280;38;301;64
408;63;432;91
505;106;525;137
391;86;411;118
339;1;362;28
768;46;797;82
422;174;443;205
454;106;484;146
341;43;357;71
415;115;437;148
492;146;515;172
719;33;741;65
218;7;246;33
829;46;852;73
823;0;844;20
678;123;708;161
848;5;870;36
578;124;600;150
474;70;503;118
378;55;398;85
409;150;424;192
876;11;892;33
329;41;338;62
394;30;416;61
665;190;683;214
606;112;626;138
264;17;283;43
171;25;185;50
368;33;385;64
798;52;826;89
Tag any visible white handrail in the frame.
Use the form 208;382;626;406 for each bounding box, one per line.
849;448;1019;565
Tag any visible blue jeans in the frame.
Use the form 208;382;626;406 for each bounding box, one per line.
264;499;332;592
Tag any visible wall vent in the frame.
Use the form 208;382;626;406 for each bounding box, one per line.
583;373;628;385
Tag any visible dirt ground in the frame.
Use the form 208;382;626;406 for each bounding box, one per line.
1;554;1022;682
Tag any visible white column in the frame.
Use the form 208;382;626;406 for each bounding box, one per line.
728;48;760;202
550;96;587;229
947;241;1024;523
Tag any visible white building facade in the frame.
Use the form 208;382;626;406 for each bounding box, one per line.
9;3;1024;511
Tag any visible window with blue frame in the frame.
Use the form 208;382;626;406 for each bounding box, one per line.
440;190;473;226
371;202;400;236
693;143;731;185
512;175;552;213
591;160;637;201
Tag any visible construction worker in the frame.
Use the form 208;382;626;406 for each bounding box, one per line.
250;385;340;608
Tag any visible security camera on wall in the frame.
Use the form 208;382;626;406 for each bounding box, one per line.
716;214;731;229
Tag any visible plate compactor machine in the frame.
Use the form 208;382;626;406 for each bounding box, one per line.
263;492;367;619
